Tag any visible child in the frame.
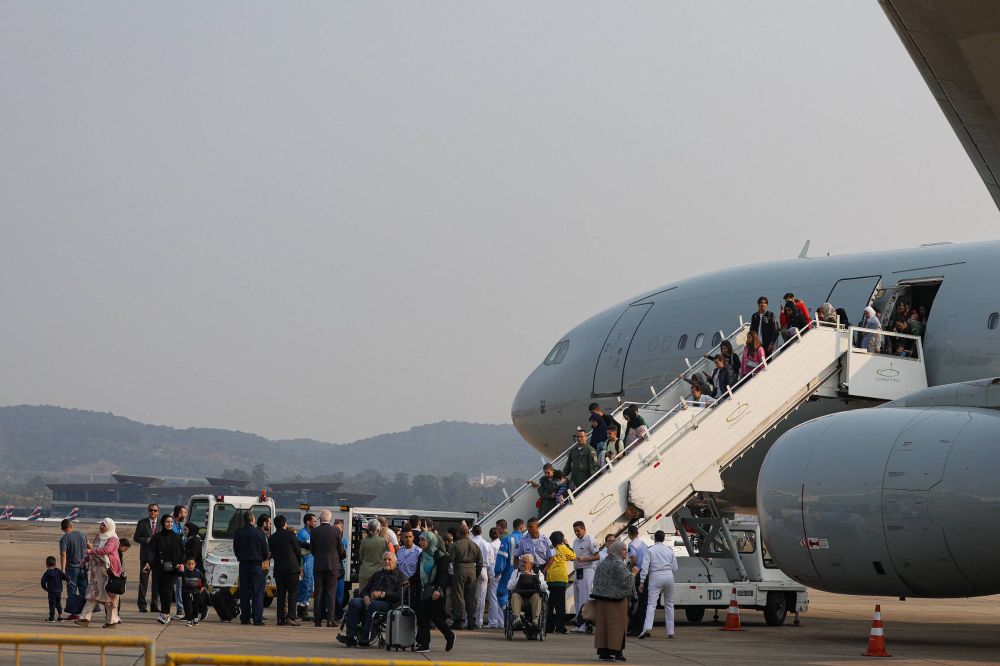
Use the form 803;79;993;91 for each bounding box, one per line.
554;471;573;505
181;558;207;626
542;531;576;634
41;555;69;622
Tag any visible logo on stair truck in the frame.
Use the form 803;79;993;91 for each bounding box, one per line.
725;402;751;429
588;492;618;522
876;363;901;382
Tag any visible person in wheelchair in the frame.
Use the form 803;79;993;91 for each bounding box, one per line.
507;554;548;630
337;551;408;647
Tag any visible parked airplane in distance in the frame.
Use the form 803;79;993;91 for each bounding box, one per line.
0;506;12;520
64;507;79;522
511;1;1000;599
25;506;42;522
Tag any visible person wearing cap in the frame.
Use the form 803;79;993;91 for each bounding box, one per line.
637;530;678;639
564;429;599;489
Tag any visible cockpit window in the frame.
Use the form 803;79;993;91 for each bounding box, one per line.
544;340;570;365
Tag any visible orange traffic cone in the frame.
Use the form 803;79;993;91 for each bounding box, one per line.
862;604;891;657
720;587;746;631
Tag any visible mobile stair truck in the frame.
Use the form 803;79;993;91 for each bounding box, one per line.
187;491;277;607
480;315;928;626
668;502;807;626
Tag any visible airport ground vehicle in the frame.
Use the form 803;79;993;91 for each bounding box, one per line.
187;492;276;605
667;503;807;626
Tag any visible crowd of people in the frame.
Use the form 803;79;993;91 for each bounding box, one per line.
46;505;679;661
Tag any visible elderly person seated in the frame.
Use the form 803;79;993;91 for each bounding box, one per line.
337;551;408;647
507;553;548;629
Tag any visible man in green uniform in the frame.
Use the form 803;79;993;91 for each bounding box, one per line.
564;429;599;489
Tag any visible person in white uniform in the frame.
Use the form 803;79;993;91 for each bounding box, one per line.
470;524;495;628
570;520;600;632
638;530;678;639
486;527;503;628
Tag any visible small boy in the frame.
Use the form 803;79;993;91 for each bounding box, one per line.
181;558;207;626
555;470;574;505
41;556;69;622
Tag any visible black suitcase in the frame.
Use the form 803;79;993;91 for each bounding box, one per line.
212;589;239;622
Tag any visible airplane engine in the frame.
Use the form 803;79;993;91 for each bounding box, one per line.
757;404;1000;598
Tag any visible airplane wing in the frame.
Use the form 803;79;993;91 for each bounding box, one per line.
880;1;1000;210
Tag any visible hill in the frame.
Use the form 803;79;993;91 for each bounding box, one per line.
0;405;539;481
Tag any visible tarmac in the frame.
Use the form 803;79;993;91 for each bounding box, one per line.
2;522;999;665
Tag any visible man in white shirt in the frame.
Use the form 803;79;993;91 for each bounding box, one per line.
470;524;495;629
598;534;616;562
487;527;503;628
638;530;679;639
570;521;600;633
395;528;422;579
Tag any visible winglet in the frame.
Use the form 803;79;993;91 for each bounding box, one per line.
798;240;811;259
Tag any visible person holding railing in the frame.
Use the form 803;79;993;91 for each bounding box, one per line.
710;354;738;400
740;329;766;379
685;383;716;408
857;306;882;352
781;298;810;342
705;339;741;376
528;463;560;519
603;424;624;463
678;371;714;396
622;406;649;450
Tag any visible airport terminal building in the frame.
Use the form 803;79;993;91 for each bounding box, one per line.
48;474;375;522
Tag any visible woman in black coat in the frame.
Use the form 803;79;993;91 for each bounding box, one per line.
184;522;204;572
412;534;454;653
144;513;184;625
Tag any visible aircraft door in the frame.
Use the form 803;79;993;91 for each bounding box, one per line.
593;303;653;396
825;276;882;325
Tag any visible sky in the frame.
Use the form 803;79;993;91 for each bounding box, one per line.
1;2;998;444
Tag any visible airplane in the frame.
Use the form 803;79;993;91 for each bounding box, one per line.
0;506;12;520
64;507;79;522
511;0;1000;600
25;506;43;522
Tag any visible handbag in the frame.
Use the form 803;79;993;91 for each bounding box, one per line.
420;585;438;603
580;600;596;623
105;569;127;595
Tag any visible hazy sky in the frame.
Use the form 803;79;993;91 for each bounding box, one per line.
2;2;997;444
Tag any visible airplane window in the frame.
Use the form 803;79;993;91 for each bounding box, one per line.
712;332;722;347
543;340;570;365
648;337;659;352
677;334;688;350
694;333;705;349
990;313;999;330
661;336;672;352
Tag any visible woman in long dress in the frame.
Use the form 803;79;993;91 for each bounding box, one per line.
590;540;636;662
74;518;122;628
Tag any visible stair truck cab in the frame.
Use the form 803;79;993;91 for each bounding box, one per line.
187;492;277;605
668;504;808;626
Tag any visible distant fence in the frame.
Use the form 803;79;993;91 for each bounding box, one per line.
0;632;155;666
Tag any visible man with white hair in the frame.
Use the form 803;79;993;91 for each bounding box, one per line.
506;553;548;630
311;510;345;627
358;518;389;593
337;550;409;647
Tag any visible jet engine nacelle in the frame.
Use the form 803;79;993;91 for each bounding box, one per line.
757;386;1000;598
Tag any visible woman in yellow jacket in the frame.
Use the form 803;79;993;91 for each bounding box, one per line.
543;531;576;634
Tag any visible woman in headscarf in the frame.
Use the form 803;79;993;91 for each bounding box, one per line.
184;522;204;572
621;405;649;451
590;539;636;662
816;302;838;325
858;306;882;352
74;518;122;628
412;532;455;653
145;513;184;625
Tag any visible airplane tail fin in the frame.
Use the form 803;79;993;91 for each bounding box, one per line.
27;506;42;521
65;507;79;521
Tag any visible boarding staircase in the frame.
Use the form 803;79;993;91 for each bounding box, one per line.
480;318;928;544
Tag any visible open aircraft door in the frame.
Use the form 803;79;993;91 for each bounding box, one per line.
593;303;652;397
825;276;882;325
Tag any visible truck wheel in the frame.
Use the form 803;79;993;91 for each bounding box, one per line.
684;607;705;623
763;592;787;626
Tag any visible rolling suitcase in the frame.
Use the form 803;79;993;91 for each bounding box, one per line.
386;604;417;651
212;589;239;622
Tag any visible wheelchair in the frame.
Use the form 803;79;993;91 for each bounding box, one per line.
503;590;549;641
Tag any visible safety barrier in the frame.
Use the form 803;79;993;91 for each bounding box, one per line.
0;632;156;666
163;656;595;666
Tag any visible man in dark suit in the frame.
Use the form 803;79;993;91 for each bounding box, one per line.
133;503;160;612
311;509;346;627
267;515;302;626
233;510;270;626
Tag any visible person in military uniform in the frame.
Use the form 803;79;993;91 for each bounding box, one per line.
564;429;599;489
